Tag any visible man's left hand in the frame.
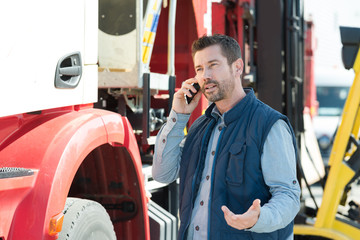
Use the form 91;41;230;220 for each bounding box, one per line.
221;199;261;230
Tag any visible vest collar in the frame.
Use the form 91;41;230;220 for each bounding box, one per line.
205;88;255;126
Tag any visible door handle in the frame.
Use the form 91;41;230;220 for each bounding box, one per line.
59;66;81;76
54;52;82;89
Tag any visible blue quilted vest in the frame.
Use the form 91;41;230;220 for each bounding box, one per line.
178;89;296;240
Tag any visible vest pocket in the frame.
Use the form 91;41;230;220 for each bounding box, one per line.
226;141;246;186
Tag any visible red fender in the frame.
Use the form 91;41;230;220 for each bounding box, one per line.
0;105;149;240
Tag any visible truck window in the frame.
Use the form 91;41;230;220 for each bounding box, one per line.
316;86;349;116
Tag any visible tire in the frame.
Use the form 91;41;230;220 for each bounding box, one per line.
58;197;116;240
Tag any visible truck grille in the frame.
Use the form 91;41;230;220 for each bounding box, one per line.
0;167;34;179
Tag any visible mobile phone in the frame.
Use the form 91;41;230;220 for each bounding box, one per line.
185;83;200;104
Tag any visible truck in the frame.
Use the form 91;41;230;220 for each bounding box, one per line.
1;0;360;239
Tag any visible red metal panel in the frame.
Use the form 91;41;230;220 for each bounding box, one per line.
0;106;149;240
212;3;226;35
304;20;318;117
0;172;38;240
192;0;208;37
236;3;245;55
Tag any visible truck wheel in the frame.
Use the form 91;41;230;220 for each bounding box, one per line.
58;197;116;240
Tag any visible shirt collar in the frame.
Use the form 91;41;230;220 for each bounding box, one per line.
210;105;226;124
205;88;255;125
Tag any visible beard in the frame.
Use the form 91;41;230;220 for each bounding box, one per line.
201;78;234;103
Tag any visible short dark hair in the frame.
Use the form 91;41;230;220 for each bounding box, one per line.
191;34;242;64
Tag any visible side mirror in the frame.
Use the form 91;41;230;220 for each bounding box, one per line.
340;26;360;70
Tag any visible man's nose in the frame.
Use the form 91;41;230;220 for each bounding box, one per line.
201;68;212;80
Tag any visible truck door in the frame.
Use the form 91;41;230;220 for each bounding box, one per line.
0;0;97;117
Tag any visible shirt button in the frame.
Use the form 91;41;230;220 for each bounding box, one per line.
211;151;215;156
172;118;176;122
206;175;210;180
218;126;222;131
200;201;204;206
162;139;166;143
195;226;200;231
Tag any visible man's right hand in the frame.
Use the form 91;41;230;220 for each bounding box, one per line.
172;78;202;114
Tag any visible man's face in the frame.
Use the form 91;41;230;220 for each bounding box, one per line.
193;45;239;103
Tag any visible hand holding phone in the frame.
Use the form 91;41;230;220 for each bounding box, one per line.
185;83;200;104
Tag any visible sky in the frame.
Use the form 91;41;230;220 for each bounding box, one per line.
304;0;360;70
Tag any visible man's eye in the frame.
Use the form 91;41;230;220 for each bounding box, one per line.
196;68;203;72
210;63;217;67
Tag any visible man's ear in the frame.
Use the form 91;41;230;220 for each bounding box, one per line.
233;58;244;76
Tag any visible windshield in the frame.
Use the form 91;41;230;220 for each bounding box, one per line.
317;86;349;116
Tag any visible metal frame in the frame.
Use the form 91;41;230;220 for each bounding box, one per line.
294;29;360;239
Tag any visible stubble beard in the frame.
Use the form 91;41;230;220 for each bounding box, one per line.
202;79;233;103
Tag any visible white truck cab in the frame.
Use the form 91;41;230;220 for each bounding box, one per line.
0;0;98;117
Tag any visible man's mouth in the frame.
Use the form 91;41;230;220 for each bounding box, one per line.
204;84;217;93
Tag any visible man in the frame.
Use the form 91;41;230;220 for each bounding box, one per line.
152;34;300;240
